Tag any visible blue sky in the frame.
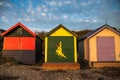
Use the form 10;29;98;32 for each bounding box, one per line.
0;0;120;32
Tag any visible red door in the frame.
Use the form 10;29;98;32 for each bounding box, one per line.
97;37;115;61
20;37;35;50
3;37;19;50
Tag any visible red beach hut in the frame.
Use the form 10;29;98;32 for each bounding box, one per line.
1;22;42;64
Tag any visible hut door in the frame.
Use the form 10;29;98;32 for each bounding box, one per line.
3;37;19;50
48;36;74;62
97;37;115;61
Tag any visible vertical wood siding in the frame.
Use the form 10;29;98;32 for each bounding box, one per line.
78;40;84;59
3;37;35;50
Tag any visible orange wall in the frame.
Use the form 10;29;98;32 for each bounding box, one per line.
3;37;35;50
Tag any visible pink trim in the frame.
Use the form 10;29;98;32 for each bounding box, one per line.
88;26;120;39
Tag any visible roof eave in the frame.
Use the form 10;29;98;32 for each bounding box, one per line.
45;24;77;37
1;22;36;37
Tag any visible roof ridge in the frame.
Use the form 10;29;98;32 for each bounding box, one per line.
45;24;77;37
1;22;36;37
78;24;120;40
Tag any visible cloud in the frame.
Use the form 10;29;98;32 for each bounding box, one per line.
24;17;31;22
6;2;12;7
23;16;36;22
70;15;100;24
0;2;3;6
64;1;71;5
93;19;98;23
36;5;48;13
52;15;60;20
1;16;9;22
36;6;41;12
42;5;48;12
27;1;35;15
92;16;99;23
41;13;47;17
16;16;36;22
62;14;68;20
76;18;84;22
49;1;57;6
80;0;95;6
0;0;119;31
17;18;22;21
30;27;50;32
49;0;72;7
96;0;101;4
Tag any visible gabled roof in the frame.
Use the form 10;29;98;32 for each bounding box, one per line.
1;22;36;37
45;24;77;37
78;24;120;40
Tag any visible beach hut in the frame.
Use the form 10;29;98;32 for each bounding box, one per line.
1;22;42;64
43;24;80;69
78;24;120;67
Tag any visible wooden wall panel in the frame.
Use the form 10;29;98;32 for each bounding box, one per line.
3;37;19;50
3;37;35;50
20;37;35;50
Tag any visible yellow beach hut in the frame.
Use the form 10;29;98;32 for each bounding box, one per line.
78;24;120;67
43;24;80;69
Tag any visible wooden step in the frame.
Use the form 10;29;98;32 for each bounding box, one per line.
92;61;120;67
42;62;80;70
